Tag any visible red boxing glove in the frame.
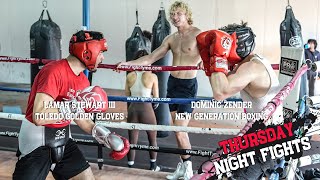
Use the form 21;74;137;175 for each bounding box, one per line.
227;32;242;66
58;86;108;122
109;135;130;160
196;31;210;50
196;31;211;76
92;124;129;160
205;30;233;75
77;86;108;113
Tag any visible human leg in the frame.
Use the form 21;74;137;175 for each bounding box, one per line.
309;76;315;96
166;76;198;180
136;103;160;171
13;147;52;180
69;168;95;180
127;105;139;167
127;129;139;167
51;140;91;180
166;112;193;180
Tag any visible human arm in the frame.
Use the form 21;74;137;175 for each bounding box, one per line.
74;86;130;160
209;61;257;100
32;93;62;126
74;119;130;160
125;74;132;108
196;30;232;76
73;85;107;134
152;74;159;98
151;74;160;109
117;36;171;67
196;29;254;100
32;67;63;126
125;75;131;97
74;118;95;134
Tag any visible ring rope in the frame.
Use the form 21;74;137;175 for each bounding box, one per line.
0;128;215;157
2;129;320;162
1;115;320;161
96;121;239;135
1;109;318;136
129;144;214;157
0;86;242;103
0;56;280;70
0;86;30;93
99;64;202;72
52;134;217;157
0;112;240;135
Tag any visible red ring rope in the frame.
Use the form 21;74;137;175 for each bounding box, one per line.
0;56;280;71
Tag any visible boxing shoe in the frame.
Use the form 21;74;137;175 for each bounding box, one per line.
166;161;193;180
150;160;161;172
183;161;194;180
151;166;161;172
166;162;185;180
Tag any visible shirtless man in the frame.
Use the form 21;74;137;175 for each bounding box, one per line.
117;1;202;179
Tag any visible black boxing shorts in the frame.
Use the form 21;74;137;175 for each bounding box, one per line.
13;139;90;180
166;74;198;113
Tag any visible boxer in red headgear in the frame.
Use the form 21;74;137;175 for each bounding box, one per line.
69;30;108;72
13;30;129;180
194;22;284;180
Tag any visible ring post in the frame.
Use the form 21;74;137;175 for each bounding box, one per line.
82;0;93;84
83;0;100;167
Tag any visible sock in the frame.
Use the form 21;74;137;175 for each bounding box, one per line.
150;159;157;170
128;161;134;168
182;157;192;162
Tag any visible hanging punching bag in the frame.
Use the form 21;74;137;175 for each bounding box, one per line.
279;5;307;119
280;6;303;47
125;26;150;61
151;6;171;138
280;5;308;99
126;11;151;61
30;9;61;85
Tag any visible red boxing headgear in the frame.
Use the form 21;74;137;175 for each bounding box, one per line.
69;31;108;71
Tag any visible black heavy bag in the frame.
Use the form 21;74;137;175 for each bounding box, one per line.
125;25;150;61
280;6;308;99
30;9;61;85
280;6;303;47
151;8;171;138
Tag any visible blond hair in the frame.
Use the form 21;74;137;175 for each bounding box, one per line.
169;1;193;25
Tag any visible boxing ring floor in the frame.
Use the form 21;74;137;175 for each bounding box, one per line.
0;150;171;180
0;83;320;179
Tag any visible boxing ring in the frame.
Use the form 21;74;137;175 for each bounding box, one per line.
0;56;320;180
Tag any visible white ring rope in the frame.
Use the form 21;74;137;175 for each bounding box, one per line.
96;121;239;135
0;110;319;135
0;106;319;136
0;112;79;125
1;111;320;167
0;112;239;135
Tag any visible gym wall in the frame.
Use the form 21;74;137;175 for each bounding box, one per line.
0;0;319;97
